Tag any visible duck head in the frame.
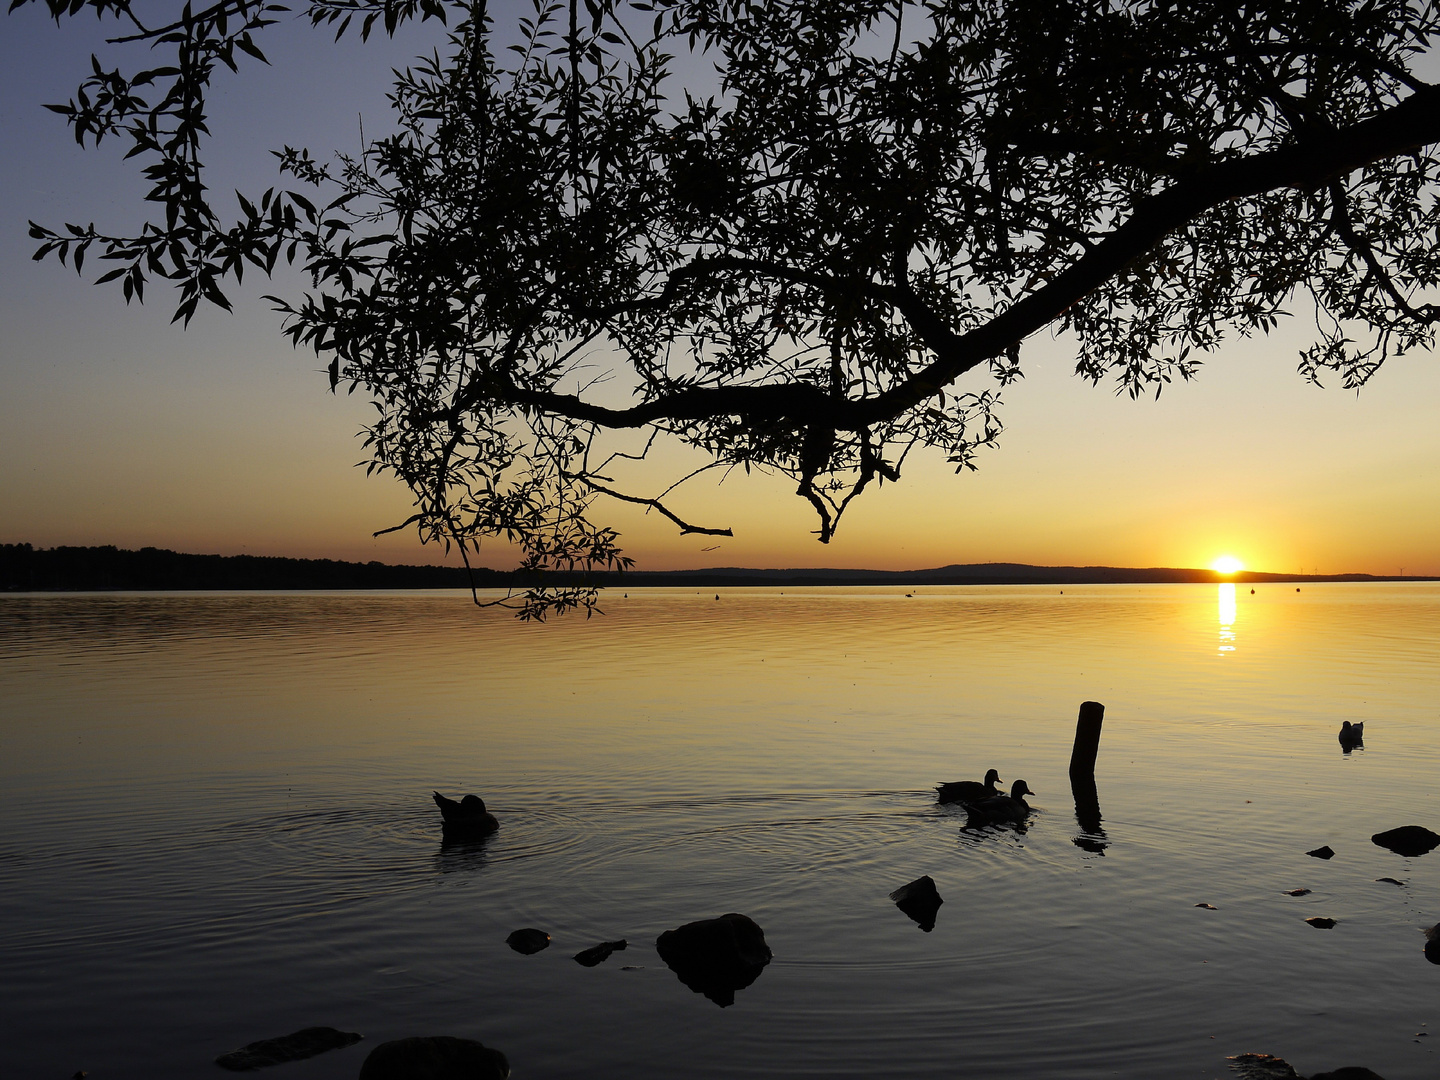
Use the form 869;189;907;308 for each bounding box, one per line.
984;768;1003;787
1009;780;1033;799
460;794;488;815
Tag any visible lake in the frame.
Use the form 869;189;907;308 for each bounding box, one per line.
1;584;1437;1079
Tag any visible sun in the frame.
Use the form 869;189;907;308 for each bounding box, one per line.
1211;555;1245;575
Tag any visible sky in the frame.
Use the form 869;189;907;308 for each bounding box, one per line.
2;4;1438;576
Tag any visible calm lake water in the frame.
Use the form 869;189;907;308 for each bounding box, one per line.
1;584;1438;1079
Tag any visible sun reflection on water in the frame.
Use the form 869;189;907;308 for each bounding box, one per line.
1218;582;1237;654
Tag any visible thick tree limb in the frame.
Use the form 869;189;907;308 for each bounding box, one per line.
478;83;1440;435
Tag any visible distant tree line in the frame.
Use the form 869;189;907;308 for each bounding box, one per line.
0;543;502;592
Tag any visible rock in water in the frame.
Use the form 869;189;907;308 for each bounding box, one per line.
505;928;551;955
1229;1054;1386;1080
889;875;943;931
1306;846;1336;860
1305;917;1337;929
358;1037;509;1080
656;913;772;1008
1284;889;1311;897
1371;825;1440;857
1229;1054;1302;1080
214;1027;363;1071
574;939;628;967
1425;924;1440;966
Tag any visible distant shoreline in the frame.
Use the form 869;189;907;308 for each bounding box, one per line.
2;543;1432;593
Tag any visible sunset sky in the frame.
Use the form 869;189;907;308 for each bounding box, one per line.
2;5;1438;576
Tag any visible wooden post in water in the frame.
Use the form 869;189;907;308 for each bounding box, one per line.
1069;701;1106;845
1069;700;1105;779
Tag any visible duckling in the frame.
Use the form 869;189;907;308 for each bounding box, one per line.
432;791;499;834
965;780;1034;826
1338;721;1364;750
936;768;1004;804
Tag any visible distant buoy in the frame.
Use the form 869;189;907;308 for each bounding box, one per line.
715;594;719;600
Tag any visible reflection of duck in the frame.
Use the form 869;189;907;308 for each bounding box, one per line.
1338;721;1364;749
936;768;1004;804
432;791;499;834
966;780;1034;826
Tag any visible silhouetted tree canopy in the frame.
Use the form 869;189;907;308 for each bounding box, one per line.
17;0;1440;615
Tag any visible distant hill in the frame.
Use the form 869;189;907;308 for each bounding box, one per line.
1;543;1427;592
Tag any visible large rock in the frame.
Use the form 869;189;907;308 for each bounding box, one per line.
358;1037;508;1080
1371;825;1440;857
655;913;772;1008
1229;1054;1385;1080
214;1027;362;1071
1425;923;1440;965
889;875;943;932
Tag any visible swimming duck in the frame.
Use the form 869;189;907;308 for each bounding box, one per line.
432;791;499;834
1338;721;1364;749
936;768;1004;804
965;780;1034;826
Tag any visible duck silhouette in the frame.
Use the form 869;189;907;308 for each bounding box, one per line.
1338;721;1364;750
966;780;1034;826
432;792;499;835
936;768;1004;804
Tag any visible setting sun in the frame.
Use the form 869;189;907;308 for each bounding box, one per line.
1211;555;1245;575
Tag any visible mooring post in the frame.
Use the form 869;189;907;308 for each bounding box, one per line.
1068;700;1105;779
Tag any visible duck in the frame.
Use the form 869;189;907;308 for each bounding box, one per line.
432;791;499;835
936;768;1004;804
965;780;1034;826
1338;721;1364;749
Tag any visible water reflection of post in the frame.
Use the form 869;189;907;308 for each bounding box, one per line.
1068;700;1109;854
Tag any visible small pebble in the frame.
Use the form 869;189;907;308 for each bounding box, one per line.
1307;845;1336;860
1305;916;1337;929
1376;877;1404;886
1195;903;1218;910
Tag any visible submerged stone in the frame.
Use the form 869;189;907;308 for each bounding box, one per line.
1306;846;1336;860
505;928;551;955
573;939;628;967
1229;1053;1386;1080
656;913;772;1008
889;875;943;931
214;1027;363;1071
358;1036;508;1080
1195;903;1218;910
1305;917;1337;929
1371;825;1440;858
1284;889;1311;896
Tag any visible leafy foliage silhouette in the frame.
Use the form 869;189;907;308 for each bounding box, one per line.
16;0;1440;615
